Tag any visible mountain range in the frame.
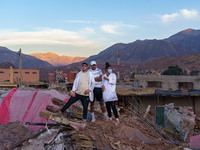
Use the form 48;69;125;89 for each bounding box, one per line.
85;28;200;65
0;46;53;69
137;52;200;71
1;28;200;78
29;52;87;66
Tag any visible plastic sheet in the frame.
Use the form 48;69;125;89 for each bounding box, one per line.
0;89;68;131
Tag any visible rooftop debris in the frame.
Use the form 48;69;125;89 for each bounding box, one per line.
1;89;200;149
164;103;196;142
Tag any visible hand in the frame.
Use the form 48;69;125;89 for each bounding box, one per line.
84;89;91;95
102;85;105;92
104;76;109;81
94;77;99;82
70;91;76;97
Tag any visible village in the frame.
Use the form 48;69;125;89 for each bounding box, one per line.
0;61;200;150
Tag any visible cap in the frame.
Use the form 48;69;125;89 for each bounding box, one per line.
90;61;96;66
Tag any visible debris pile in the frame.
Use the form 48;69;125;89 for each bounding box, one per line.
0;120;32;150
164;103;196;142
1;89;199;149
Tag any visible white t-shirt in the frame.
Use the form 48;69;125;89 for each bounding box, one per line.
88;68;102;88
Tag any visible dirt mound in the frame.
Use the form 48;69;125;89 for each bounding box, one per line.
78;115;175;150
0;121;32;150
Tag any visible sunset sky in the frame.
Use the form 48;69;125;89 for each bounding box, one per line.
0;0;200;57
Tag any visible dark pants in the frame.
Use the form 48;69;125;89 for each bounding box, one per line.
90;88;106;113
106;101;119;118
61;93;89;119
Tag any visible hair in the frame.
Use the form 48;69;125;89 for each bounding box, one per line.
82;62;88;66
105;62;111;70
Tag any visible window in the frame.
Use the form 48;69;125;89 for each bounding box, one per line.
147;81;162;88
14;72;18;74
32;72;37;74
0;71;4;74
178;82;193;89
25;72;29;74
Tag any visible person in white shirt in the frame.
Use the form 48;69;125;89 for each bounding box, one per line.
59;62;95;123
88;61;107;122
102;62;119;123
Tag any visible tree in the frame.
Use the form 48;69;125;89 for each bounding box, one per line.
190;70;199;76
162;65;183;75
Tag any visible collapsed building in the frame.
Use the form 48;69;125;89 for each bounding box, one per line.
0;74;200;149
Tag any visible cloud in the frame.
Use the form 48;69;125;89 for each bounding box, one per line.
161;9;199;24
101;23;138;35
180;9;198;19
62;20;96;24
0;28;103;57
80;27;96;34
101;24;119;34
0;28;99;47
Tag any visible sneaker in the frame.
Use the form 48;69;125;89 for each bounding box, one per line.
91;112;96;122
115;118;120;125
91;117;96;122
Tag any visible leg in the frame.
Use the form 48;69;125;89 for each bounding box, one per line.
90;88;95;113
80;96;89;120
90;101;95;112
111;101;119;119
106;102;112;118
99;101;106;113
90;100;95;122
61;95;78;113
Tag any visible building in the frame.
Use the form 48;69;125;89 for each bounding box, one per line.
67;71;78;83
48;70;68;83
0;66;39;83
133;75;200;90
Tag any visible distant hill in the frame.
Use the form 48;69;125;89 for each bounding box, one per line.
29;52;87;66
0;46;53;68
137;52;200;71
85;28;200;65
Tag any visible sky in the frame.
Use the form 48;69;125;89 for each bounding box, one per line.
0;0;200;57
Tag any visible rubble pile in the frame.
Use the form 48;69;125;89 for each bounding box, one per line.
194;117;200;135
164;103;196;142
78;115;175;150
0;120;32;150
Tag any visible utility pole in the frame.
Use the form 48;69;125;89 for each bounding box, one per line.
18;49;22;87
117;50;120;80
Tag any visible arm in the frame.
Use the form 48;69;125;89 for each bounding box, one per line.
71;72;80;97
109;73;116;85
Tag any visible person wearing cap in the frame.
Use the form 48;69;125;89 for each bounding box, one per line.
88;61;107;122
102;62;119;123
58;62;95;123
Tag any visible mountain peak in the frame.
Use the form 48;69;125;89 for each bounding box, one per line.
29;52;87;66
181;28;194;34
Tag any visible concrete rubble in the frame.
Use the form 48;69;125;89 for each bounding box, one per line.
1;90;200;149
164;103;196;142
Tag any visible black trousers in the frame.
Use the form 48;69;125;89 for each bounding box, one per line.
105;101;119;118
61;93;89;119
93;87;103;101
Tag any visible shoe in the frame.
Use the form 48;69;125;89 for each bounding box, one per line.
91;112;96;122
115;118;120;125
103;112;108;120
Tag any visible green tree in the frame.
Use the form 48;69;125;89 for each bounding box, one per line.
190;70;199;76
162;65;183;75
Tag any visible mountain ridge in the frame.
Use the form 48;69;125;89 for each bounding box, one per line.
29;52;87;66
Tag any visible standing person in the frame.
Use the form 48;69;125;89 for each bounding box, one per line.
88;61;107;122
102;62;119;123
59;62;95;123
